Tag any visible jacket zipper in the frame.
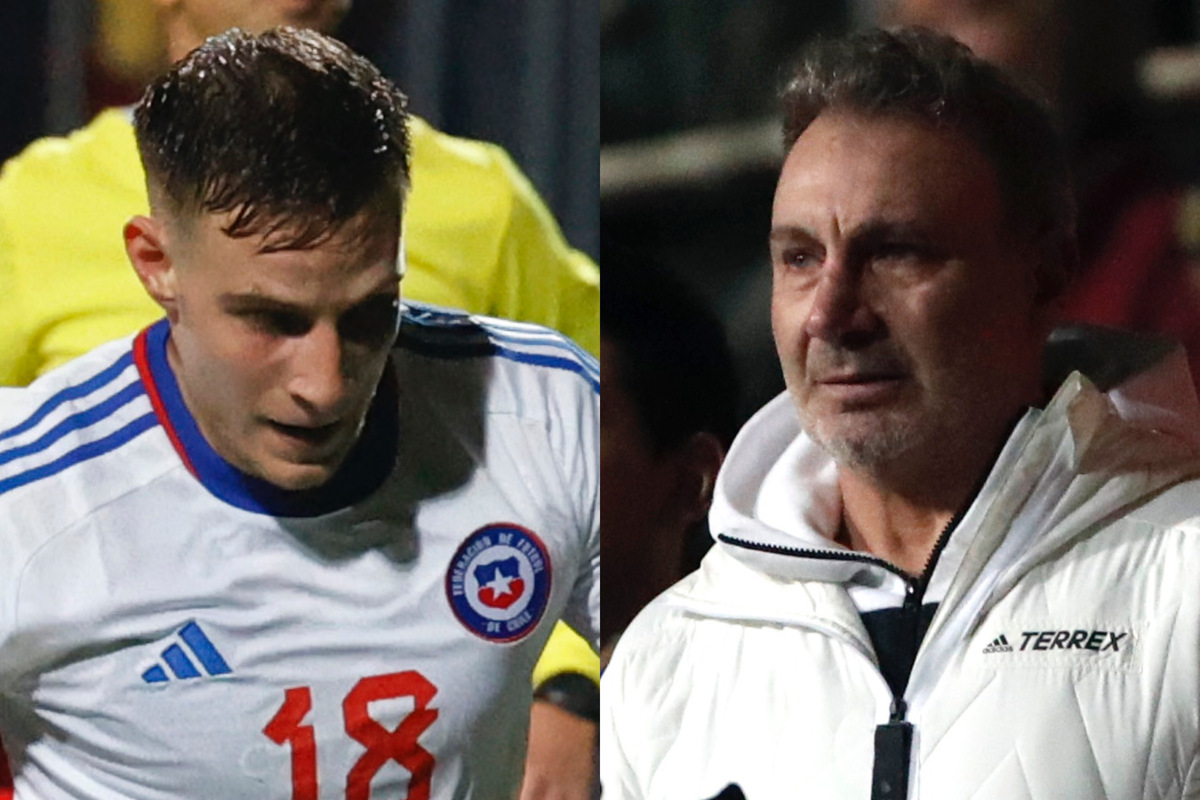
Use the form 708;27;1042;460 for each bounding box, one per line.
873;508;965;799
714;534;910;579
718;504;968;800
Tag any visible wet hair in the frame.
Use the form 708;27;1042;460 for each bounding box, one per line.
603;247;739;452
134;26;410;248
782;26;1077;287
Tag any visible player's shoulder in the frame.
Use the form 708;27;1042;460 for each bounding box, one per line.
0;335;165;532
396;301;599;396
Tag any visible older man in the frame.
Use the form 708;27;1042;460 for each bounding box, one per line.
602;27;1200;800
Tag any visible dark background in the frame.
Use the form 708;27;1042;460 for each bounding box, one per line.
602;0;1200;422
0;0;598;260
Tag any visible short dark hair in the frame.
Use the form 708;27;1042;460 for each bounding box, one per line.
782;26;1076;284
134;27;410;247
603;248;739;452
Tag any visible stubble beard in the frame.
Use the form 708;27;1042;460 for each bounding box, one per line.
804;412;906;470
797;372;977;476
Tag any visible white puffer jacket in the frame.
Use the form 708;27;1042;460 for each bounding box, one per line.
602;334;1200;800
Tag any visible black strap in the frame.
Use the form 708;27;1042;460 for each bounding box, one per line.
532;670;599;723
706;784;746;800
871;721;912;800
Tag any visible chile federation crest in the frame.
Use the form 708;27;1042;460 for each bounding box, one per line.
447;523;552;643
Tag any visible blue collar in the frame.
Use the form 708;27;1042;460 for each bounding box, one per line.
134;319;398;518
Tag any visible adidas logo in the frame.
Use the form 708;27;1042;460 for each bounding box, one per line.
141;621;232;683
981;629;1129;655
982;634;1013;653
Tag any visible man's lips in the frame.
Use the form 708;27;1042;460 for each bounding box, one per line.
268;419;342;446
815;372;906;384
810;372;907;406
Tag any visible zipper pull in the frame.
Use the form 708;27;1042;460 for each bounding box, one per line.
871;698;913;800
902;576;920;614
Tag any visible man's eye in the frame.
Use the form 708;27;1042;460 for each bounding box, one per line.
340;296;400;347
248;311;310;337
874;243;925;263
779;249;818;270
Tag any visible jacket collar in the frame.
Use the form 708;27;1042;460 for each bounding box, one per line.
700;329;1200;615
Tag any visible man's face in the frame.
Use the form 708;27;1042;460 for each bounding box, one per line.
161;209;401;491
769;111;1048;474
173;0;350;40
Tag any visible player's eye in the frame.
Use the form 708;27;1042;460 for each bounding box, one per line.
246;310;312;338
339;295;400;348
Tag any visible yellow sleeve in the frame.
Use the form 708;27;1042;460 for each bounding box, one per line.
534;621;601;689
491;151;599;357
0;209;37;386
403;118;599;358
0;109;159;386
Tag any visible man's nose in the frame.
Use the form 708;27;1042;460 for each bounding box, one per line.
803;257;876;342
289;322;349;415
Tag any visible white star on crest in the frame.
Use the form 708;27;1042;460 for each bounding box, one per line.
484;571;517;596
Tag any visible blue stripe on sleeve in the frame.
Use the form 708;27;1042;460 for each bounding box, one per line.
0;381;144;468
483;327;599;381
0;352;135;444
0;412;158;498
492;346;600;393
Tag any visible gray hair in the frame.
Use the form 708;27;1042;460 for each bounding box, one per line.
782;26;1077;292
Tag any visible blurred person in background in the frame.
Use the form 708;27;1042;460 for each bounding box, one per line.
0;2;599;799
878;0;1200;392
601;249;738;661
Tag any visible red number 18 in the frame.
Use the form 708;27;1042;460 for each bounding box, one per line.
264;670;439;800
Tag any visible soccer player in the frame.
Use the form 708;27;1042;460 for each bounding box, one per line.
0;27;597;800
0;1;600;796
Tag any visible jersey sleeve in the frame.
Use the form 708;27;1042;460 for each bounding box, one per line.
548;352;600;651
532;621;600;688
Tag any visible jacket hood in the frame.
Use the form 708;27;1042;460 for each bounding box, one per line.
703;327;1200;612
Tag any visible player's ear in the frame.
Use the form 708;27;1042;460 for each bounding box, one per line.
125;215;180;320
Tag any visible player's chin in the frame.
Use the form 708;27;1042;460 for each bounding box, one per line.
251;439;350;489
257;458;340;491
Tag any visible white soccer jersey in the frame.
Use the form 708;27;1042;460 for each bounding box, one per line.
0;303;599;800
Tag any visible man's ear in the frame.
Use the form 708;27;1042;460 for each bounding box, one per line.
124;215;179;320
669;431;726;529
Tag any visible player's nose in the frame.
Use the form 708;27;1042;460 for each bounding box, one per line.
288;322;350;415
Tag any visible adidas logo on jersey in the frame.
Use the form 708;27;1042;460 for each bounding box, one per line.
982;629;1128;654
982;634;1013;653
141;621;232;683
